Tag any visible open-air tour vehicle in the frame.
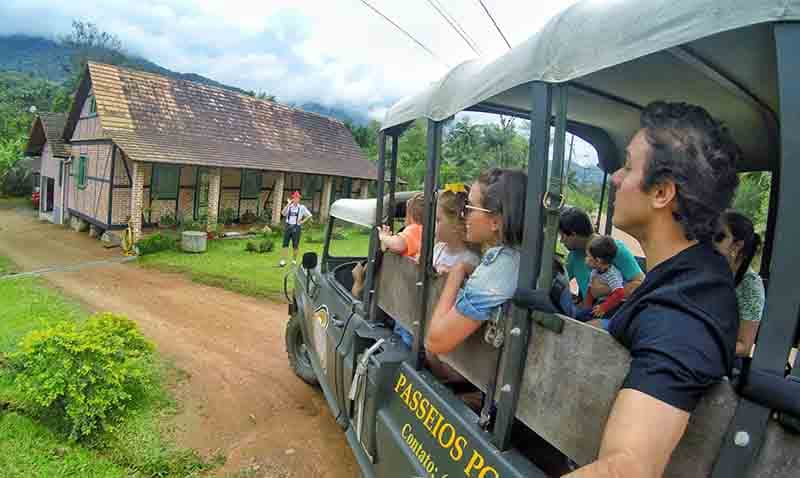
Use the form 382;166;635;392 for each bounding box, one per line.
285;1;800;476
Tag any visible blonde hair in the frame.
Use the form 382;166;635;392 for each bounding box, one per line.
437;190;468;232
406;193;425;224
437;189;480;253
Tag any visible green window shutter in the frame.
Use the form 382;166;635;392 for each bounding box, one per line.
153;165;179;200
342;177;352;198
303;175;320;198
241;170;262;199
77;155;88;189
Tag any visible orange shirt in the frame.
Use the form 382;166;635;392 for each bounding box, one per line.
399;223;422;260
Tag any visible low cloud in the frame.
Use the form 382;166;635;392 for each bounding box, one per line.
0;0;578;118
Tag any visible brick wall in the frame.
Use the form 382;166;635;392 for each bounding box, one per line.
206;168;221;231
130;161;145;242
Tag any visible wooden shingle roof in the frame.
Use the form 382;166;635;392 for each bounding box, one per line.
68;62;377;180
25;113;69;158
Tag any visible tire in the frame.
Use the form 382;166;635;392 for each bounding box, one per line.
286;312;318;385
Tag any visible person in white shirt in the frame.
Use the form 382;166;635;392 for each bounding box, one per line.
280;191;312;267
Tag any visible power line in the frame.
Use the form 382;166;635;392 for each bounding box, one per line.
359;0;451;67
477;0;511;49
426;0;482;56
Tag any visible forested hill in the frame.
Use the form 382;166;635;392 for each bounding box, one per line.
0;34;369;125
0;34;248;94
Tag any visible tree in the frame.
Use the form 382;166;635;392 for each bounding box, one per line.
0;71;71;195
60;20;125;90
244;90;277;102
733;172;770;231
344;119;380;163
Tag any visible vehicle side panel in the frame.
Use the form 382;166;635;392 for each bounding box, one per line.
372;362;542;478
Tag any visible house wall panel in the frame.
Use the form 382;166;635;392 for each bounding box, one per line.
38;142;65;223
239;199;259;217
113;152;131;186
221;168;241;188
220;190;238;215
178;189;194;220
72;88;103;141
68;142;113;226
112;191;131;225
180;166;197;186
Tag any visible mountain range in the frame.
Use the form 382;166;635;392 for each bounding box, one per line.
0;34;370;125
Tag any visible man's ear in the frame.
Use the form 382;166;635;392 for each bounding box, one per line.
650;180;677;211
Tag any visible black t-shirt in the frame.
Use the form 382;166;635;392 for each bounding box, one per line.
608;243;739;412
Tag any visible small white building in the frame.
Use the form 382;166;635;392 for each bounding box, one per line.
24;113;70;224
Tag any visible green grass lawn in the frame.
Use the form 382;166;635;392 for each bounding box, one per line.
0;255;15;275
138;225;372;299
0;256;216;478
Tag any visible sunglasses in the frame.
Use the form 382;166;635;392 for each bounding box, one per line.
459;204;494;219
713;231;728;243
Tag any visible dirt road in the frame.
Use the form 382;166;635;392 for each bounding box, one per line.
0;206;357;478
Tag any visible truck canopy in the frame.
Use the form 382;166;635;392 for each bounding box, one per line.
382;0;799;172
329;191;418;228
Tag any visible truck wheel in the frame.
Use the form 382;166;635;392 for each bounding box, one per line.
286;313;318;385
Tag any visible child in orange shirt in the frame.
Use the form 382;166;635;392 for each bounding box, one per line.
378;193;424;260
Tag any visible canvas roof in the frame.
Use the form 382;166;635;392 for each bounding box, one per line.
330;191;418;228
25;112;69;158
383;0;800;171
64;62;378;180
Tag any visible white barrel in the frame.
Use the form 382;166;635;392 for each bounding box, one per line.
181;231;207;253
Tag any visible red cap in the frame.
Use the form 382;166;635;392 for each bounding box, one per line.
291;191;301;199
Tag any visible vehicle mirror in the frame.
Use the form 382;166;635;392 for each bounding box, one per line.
302;252;318;270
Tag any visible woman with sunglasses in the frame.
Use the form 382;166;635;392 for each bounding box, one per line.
713;210;765;357
425;168;527;354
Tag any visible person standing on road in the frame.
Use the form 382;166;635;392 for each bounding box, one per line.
280;191;312;267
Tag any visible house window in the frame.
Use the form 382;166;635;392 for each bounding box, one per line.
89;96;97;116
77;155;88;190
240;170;263;199
152;164;180;200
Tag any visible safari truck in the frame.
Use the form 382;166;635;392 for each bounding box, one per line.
285;2;800;476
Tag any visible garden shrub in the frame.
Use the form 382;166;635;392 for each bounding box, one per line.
158;213;177;227
181;220;206;233
258;239;274;253
245;241;258;253
135;233;176;255
240;210;257;224
256;210;272;224
221;208;237;225
9;313;155;440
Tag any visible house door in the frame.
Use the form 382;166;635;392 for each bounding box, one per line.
194;168;210;220
45;178;55;212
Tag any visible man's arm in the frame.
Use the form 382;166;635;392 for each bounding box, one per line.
623;274;644;297
613;242;645;297
564;389;690;478
299;207;312;225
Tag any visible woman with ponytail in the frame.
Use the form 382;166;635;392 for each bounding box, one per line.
714;210;766;357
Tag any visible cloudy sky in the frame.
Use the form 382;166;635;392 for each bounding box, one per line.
0;0;580;120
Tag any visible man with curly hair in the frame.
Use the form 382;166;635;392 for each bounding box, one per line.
566;101;740;478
